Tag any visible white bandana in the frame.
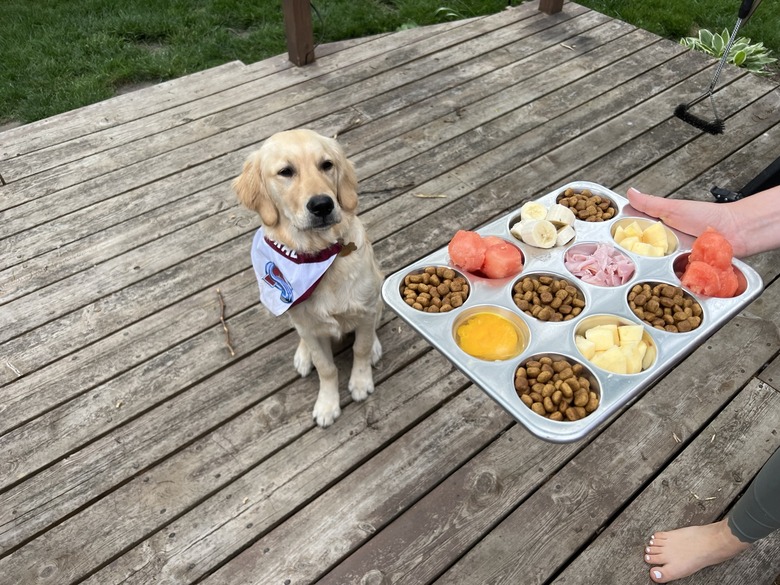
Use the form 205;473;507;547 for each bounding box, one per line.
250;228;342;316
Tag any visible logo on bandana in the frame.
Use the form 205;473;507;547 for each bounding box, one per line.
250;228;342;316
263;262;294;304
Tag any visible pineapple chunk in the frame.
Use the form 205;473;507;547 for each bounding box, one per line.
591;346;627;374
585;324;618;351
613;225;626;243
617;325;644;344
642;221;669;252
618;236;640;251
582;321;653;374
631;241;664;257
605;323;619;345
623;221;644;239
575;335;597;360
619;341;646;374
642;342;657;370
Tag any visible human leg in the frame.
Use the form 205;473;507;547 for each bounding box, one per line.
728;446;780;543
644;446;780;583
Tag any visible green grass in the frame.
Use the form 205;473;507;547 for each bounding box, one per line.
576;0;780;55
1;0;778;125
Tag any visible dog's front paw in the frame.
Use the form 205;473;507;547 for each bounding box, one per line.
349;370;375;402
294;340;313;377
313;394;341;427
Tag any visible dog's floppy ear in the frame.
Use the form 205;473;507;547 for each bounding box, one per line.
329;138;359;213
233;152;279;227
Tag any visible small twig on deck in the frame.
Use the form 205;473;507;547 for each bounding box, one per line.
711;433;716;443
689;489;717;501
412;193;448;199
332;116;363;139
560;43;576;50
216;288;236;356
672;432;681;444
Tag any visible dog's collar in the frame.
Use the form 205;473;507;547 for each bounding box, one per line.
264;236;341;264
264;237;357;262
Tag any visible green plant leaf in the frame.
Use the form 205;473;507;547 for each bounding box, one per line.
680;28;776;74
712;31;724;54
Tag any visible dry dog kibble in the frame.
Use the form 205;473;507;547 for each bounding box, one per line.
556;188;616;222
512;275;586;321
515;356;599;421
628;282;703;332
402;266;470;313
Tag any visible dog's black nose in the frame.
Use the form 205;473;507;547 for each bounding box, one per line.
307;195;335;218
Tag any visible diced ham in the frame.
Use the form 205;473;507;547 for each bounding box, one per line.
565;243;635;287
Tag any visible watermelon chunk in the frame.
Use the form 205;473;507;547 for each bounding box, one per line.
681;260;722;297
681;227;739;297
448;230;487;272
481;238;524;279
482;235;507;248
689;227;733;270
716;266;739;298
447;231;523;278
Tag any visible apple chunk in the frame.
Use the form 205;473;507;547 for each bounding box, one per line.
579;321;654;375
591;346;627;375
585;324;618;351
617;325;644;344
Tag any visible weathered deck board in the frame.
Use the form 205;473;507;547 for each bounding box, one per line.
319;279;780;585
1;2;779;584
551;375;780;585
0;3;542;220
0;61;247;162
0;8;608;297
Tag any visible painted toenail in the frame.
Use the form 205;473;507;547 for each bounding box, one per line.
645;546;651;553
645;554;650;561
653;570;662;579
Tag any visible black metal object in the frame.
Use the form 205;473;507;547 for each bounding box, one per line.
674;0;760;135
712;154;780;202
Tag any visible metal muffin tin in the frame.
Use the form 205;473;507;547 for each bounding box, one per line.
381;181;763;443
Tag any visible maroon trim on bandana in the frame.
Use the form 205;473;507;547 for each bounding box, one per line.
264;237;343;265
290;272;329;308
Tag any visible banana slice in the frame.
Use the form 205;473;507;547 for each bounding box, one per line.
520;220;558;248
509;220;526;241
519;201;548;222
555;225;576;247
546;203;576;227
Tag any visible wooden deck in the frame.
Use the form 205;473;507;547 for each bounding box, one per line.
1;2;779;583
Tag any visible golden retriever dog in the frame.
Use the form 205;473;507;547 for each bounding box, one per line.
233;129;383;427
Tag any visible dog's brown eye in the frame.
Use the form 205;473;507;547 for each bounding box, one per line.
321;160;334;172
278;166;294;178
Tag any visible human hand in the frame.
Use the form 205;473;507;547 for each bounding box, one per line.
626;187;746;255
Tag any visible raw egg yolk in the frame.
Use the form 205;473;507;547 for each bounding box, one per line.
456;312;521;360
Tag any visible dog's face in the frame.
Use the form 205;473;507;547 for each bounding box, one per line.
233;129;358;251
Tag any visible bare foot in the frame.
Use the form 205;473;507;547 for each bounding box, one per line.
644;519;751;583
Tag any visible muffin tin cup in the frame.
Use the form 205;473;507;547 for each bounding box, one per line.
381;181;764;443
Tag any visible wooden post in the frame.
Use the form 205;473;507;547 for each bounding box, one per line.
282;0;315;66
538;0;564;14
